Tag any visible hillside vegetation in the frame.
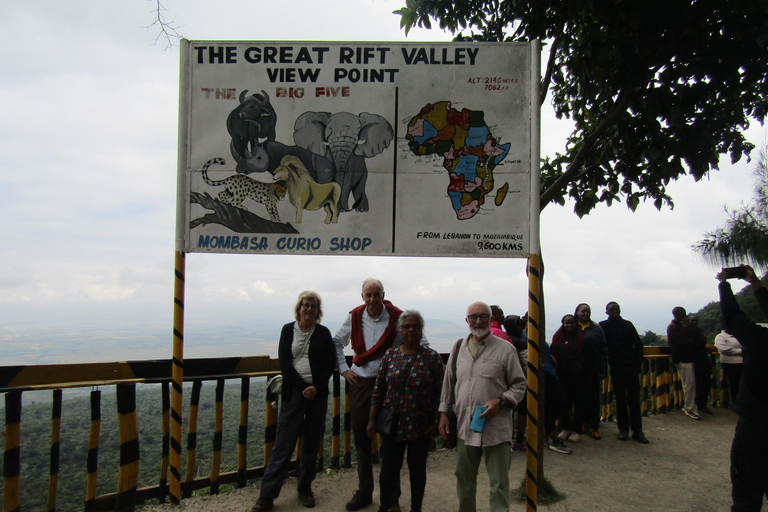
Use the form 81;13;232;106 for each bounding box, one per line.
0;380;345;512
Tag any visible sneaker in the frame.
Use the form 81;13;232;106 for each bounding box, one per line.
632;431;649;444
557;430;571;441
590;429;602;440
251;497;274;512
617;431;629;441
683;409;701;420
346;491;373;511
567;431;580;442
298;489;316;508
700;406;714;415
548;441;573;454
512;441;526;451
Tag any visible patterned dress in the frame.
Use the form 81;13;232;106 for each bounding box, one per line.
372;346;444;441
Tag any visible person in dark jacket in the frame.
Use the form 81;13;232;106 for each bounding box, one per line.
252;291;336;511
667;306;700;420
575;303;608;440
717;266;768;511
599;302;648;443
550;314;593;442
687;314;714;414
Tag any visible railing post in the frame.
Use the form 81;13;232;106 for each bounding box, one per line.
210;379;225;495
159;383;170;503
183;381;202;499
709;351;717;407
331;372;341;469
265;379;279;465
343;380;352;468
641;359;650;416
115;384;139;512
85;390;101;512
237;377;249;488
654;358;667;414
3;390;22;512
719;365;729;408
46;389;63;512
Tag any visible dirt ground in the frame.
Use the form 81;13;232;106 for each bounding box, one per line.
139;408;763;512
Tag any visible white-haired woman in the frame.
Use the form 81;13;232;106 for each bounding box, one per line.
252;291;336;511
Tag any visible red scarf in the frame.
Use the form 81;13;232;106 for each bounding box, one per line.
350;300;403;366
551;325;584;354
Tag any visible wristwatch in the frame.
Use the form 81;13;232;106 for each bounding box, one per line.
498;396;507;408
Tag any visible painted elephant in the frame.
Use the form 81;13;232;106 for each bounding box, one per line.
227;90;277;166
293;111;393;212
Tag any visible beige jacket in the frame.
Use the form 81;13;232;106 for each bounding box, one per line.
439;333;526;447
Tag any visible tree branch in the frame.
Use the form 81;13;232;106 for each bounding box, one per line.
147;0;182;51
190;192;299;234
539;89;632;210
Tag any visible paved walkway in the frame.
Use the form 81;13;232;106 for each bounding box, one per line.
141;408;760;512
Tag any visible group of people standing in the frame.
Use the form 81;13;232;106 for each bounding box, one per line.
251;279;529;512
667;307;719;420
224;269;766;512
547;302;649;452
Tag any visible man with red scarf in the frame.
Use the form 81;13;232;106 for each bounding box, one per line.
334;278;427;512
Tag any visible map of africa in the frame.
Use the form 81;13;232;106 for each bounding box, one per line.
406;101;511;220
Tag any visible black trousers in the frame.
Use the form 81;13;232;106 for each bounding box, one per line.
544;373;566;435
379;437;430;512
348;380;401;500
611;366;642;433
585;373;603;431
694;358;712;410
559;372;587;433
722;363;742;404
260;388;327;499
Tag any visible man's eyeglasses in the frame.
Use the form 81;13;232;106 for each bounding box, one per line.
401;323;421;330
467;314;490;322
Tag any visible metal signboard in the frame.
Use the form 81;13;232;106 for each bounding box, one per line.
177;40;536;257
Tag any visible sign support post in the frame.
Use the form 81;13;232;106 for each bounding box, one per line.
170;40;192;504
524;39;542;512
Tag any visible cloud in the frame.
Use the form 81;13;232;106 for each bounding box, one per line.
1;1;765;364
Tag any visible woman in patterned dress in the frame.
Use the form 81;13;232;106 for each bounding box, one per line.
367;310;445;512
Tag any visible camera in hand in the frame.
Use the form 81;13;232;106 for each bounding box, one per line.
723;266;747;279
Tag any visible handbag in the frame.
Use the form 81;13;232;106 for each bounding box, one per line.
375;351;415;438
266;324;316;404
442;338;463;449
376;407;398;438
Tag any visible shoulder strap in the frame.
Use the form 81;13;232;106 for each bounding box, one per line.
449;337;464;406
293;324;315;367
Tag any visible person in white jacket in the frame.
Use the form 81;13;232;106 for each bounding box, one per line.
714;328;743;404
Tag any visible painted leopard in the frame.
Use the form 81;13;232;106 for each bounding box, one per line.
201;157;285;222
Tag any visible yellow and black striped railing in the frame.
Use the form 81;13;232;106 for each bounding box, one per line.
1;348;730;512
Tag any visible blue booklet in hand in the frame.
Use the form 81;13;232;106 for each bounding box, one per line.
470;405;487;433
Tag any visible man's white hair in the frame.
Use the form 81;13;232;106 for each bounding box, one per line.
361;278;384;293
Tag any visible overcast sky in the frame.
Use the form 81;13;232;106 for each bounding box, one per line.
1;1;765;363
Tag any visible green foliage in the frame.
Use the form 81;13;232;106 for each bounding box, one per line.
512;474;565;504
693;273;768;334
395;0;768;217
640;330;663;347
0;380;315;512
695;139;768;269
